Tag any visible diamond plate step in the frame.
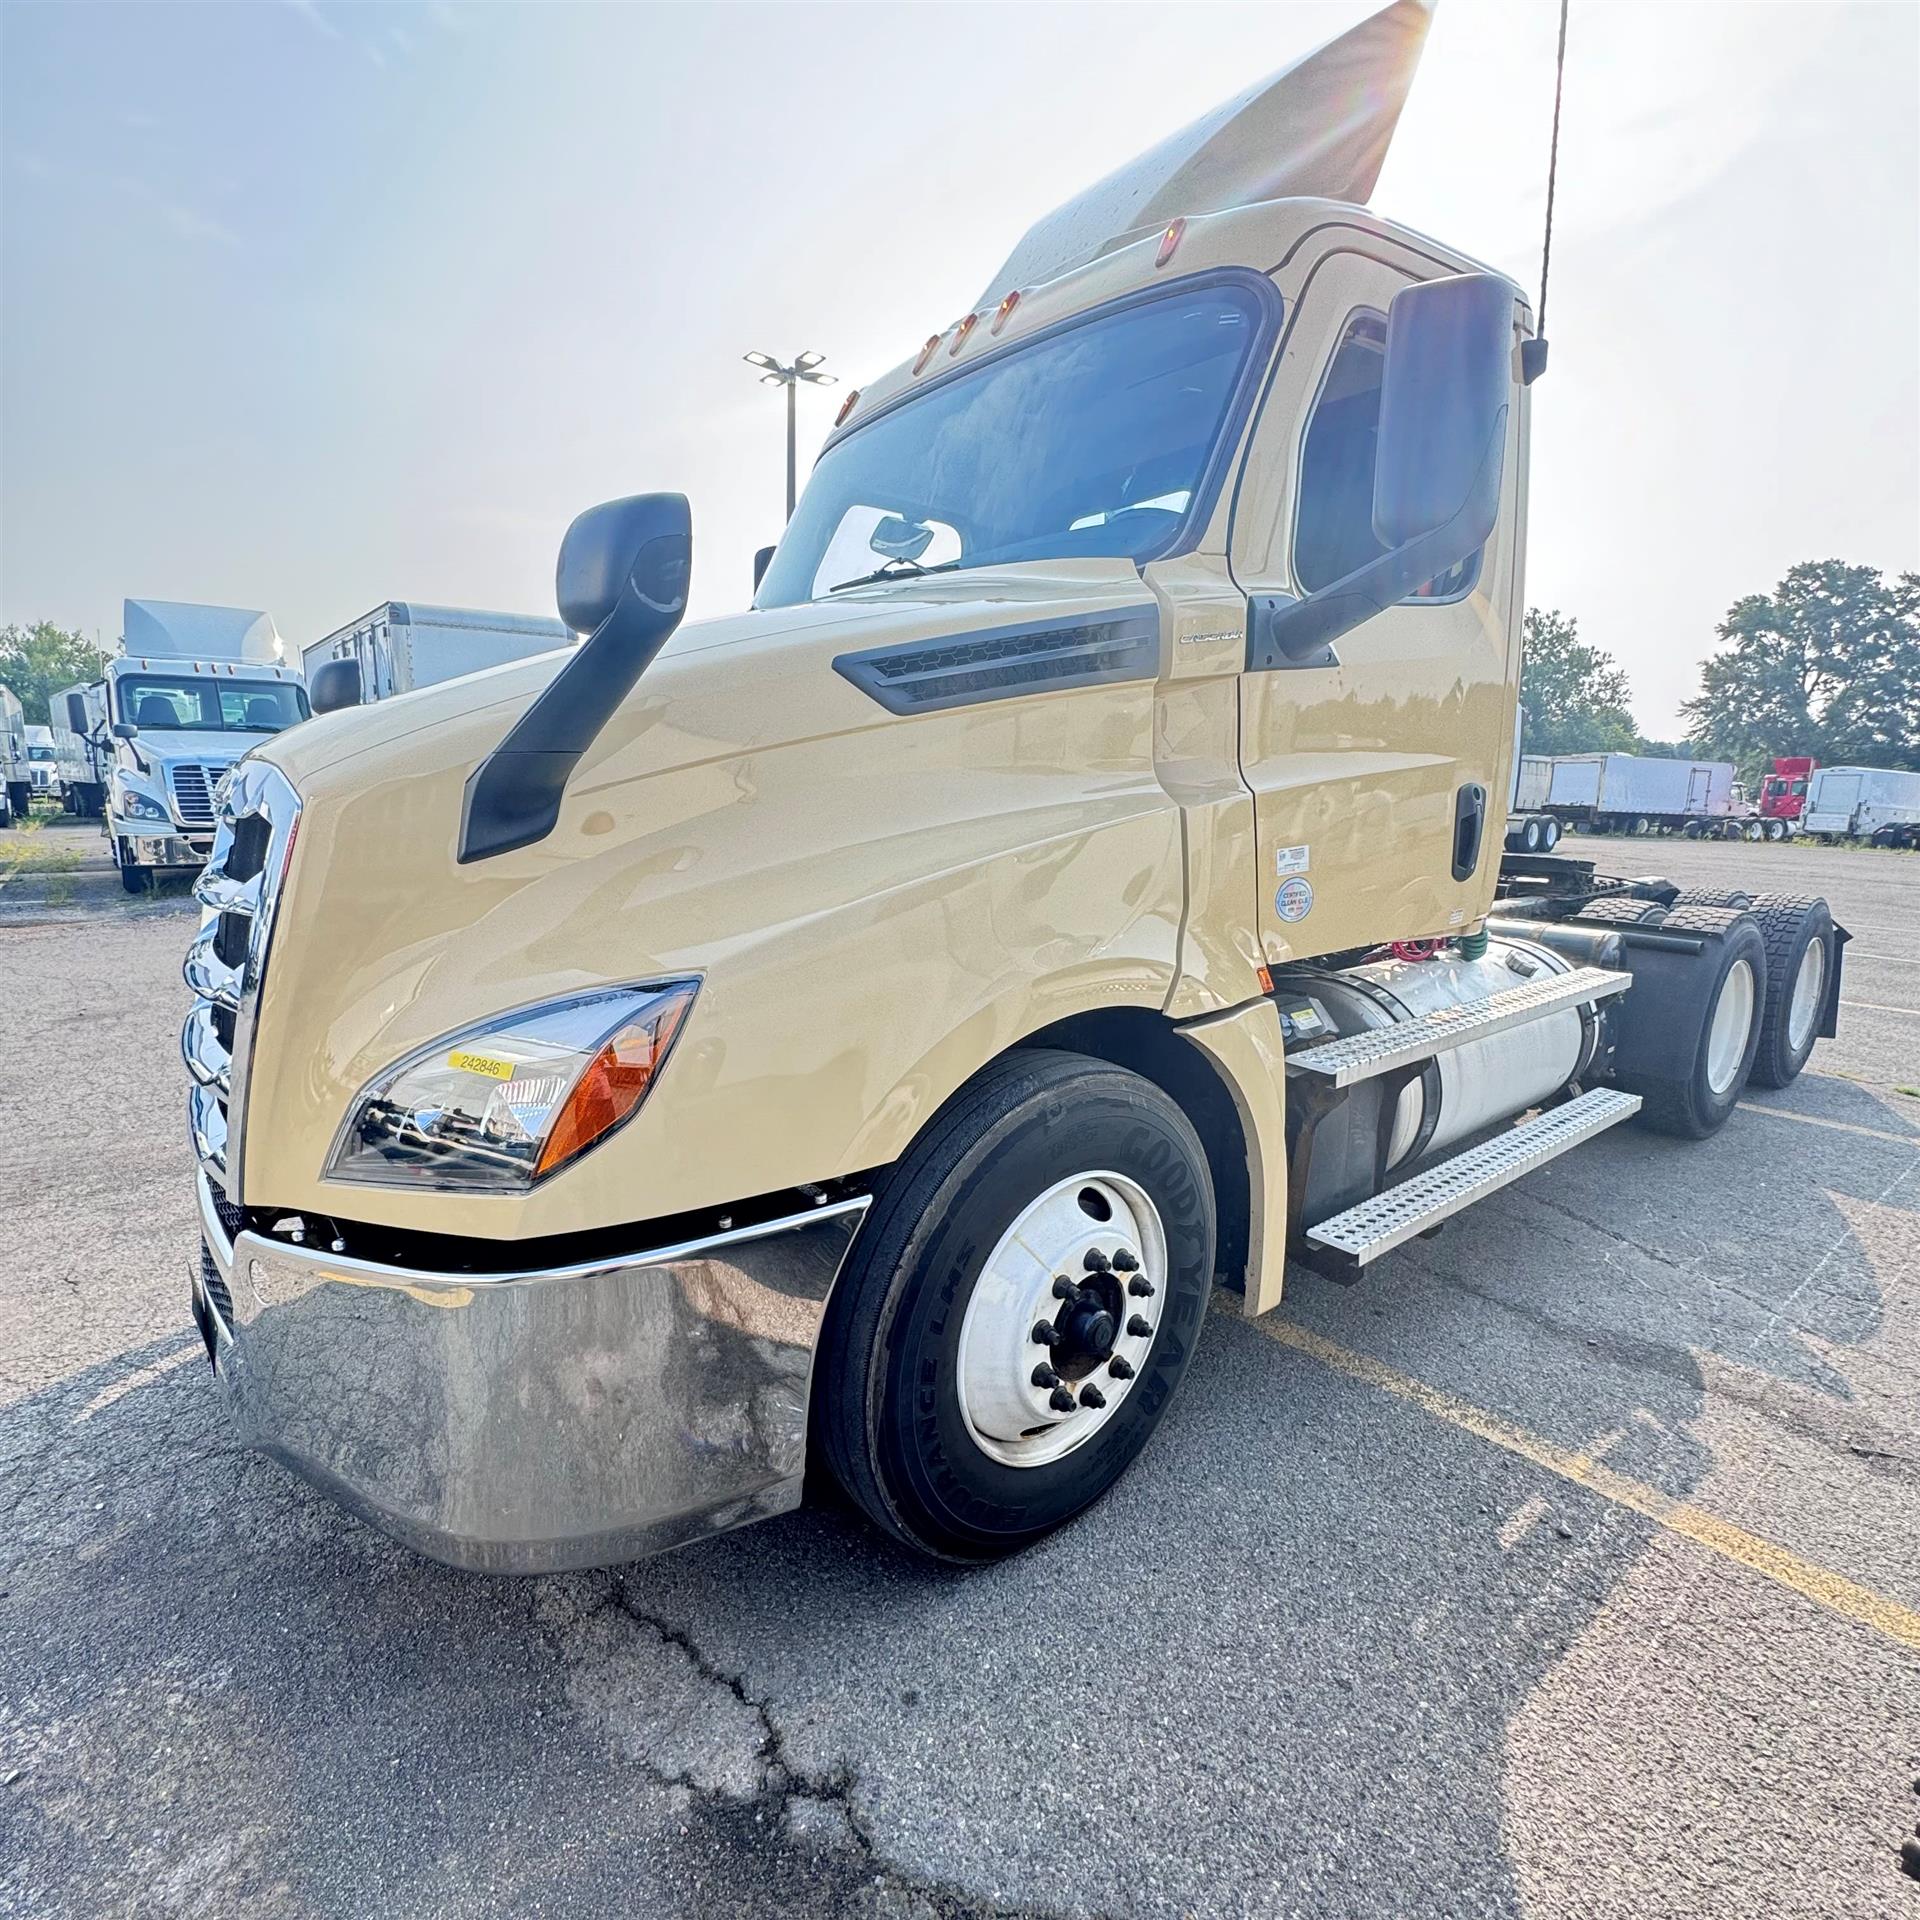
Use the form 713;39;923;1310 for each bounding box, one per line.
1286;965;1631;1088
1303;1087;1643;1269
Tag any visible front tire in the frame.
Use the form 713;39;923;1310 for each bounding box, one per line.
813;1049;1214;1563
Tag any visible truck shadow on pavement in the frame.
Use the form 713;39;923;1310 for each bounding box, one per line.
3;1097;1916;1920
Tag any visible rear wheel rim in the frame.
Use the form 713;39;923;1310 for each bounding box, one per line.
955;1171;1167;1469
1787;935;1826;1051
1706;958;1757;1095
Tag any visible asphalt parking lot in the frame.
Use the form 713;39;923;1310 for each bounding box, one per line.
2;833;1916;1920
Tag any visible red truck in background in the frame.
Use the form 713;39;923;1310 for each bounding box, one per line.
1753;756;1817;838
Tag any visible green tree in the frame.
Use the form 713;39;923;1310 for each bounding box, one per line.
0;621;116;725
1519;609;1641;754
1682;562;1920;780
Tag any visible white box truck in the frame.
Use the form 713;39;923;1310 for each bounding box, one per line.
301;602;571;710
63;600;311;890
1802;765;1920;847
0;686;31;827
1541;752;1736;837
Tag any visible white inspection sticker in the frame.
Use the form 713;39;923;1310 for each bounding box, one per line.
1274;844;1311;878
1275;877;1315;923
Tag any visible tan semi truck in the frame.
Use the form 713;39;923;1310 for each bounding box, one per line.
183;4;1846;1572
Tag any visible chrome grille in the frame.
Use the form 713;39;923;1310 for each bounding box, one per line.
182;760;300;1203
168;762;228;829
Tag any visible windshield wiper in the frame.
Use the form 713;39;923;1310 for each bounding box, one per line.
828;558;964;594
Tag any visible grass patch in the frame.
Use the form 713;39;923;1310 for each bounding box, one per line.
0;816;84;882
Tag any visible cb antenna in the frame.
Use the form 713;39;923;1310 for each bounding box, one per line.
1522;0;1570;386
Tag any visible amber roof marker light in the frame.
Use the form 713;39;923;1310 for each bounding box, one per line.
743;349;837;520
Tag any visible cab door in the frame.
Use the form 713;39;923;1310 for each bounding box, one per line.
1229;247;1525;963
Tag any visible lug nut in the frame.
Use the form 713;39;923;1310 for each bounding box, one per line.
1031;1364;1061;1390
1107;1355;1135;1380
1032;1318;1060;1346
1127;1314;1153;1338
1048;1387;1077;1413
1051;1275;1078;1301
1111;1248;1139;1272
1127;1274;1155;1298
1083;1249;1110;1273
1079;1384;1107;1410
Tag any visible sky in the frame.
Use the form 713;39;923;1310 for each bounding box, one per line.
1;0;1915;737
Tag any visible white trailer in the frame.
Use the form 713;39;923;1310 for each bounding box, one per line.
1802;765;1920;847
301;602;571;708
51;682;107;816
1541;752;1737;837
0;687;30;827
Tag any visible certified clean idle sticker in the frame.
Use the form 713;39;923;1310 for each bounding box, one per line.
1274;877;1315;923
1274;844;1311;877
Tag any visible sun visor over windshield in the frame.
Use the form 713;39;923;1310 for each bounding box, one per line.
974;0;1433;309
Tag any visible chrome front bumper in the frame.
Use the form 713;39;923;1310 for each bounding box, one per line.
191;1173;869;1572
120;830;214;868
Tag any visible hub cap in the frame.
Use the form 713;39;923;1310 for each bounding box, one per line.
1787;934;1826;1051
955;1171;1167;1469
1706;957;1757;1095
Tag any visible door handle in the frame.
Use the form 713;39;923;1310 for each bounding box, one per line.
1452;782;1488;881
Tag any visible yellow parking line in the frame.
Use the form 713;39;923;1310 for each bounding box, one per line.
1247;1313;1920;1652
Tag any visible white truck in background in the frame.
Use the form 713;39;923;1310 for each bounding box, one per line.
25;726;59;800
1802;765;1920;848
300;602;571;712
1539;752;1736;837
64;600;311;891
0;687;31;827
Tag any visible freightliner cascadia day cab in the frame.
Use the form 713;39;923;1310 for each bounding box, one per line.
300;602;574;712
70;601;311;890
184;2;1848;1572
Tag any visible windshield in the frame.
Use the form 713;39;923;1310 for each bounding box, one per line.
115;674;309;734
756;279;1271;607
28;746;54;762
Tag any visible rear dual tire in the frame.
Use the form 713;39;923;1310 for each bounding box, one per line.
1746;895;1833;1090
814;1050;1214;1563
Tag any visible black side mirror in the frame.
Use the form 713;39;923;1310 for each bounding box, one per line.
1249;271;1512;672
753;545;776;591
64;692;88;734
111;720;138;741
459;491;692;863
309;658;363;715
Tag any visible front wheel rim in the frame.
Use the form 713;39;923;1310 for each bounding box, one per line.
1706;957;1757;1095
1787;935;1827;1051
955;1171;1168;1469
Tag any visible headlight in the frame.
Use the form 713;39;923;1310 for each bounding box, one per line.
325;980;698;1193
120;786;170;824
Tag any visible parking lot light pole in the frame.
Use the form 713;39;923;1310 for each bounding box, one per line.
743;350;835;520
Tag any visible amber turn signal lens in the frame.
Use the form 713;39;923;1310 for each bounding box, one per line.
1156;217;1186;267
534;987;696;1179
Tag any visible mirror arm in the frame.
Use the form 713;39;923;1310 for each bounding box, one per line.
457;529;689;864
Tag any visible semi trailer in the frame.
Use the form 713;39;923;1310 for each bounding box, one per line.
300;602;572;712
67;601;310;890
183;1;1847;1574
0;687;30;827
1802;764;1920;847
1538;751;1737;837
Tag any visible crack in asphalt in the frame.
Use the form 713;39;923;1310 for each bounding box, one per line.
542;1580;1067;1920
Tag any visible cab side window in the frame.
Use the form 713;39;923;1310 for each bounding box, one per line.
1293;312;1477;600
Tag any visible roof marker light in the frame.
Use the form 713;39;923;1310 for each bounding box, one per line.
1156;217;1187;268
949;313;979;356
835;388;859;427
990;290;1022;335
912;333;942;375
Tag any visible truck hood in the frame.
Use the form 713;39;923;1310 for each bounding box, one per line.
128;729;272;769
238;557;1176;1233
